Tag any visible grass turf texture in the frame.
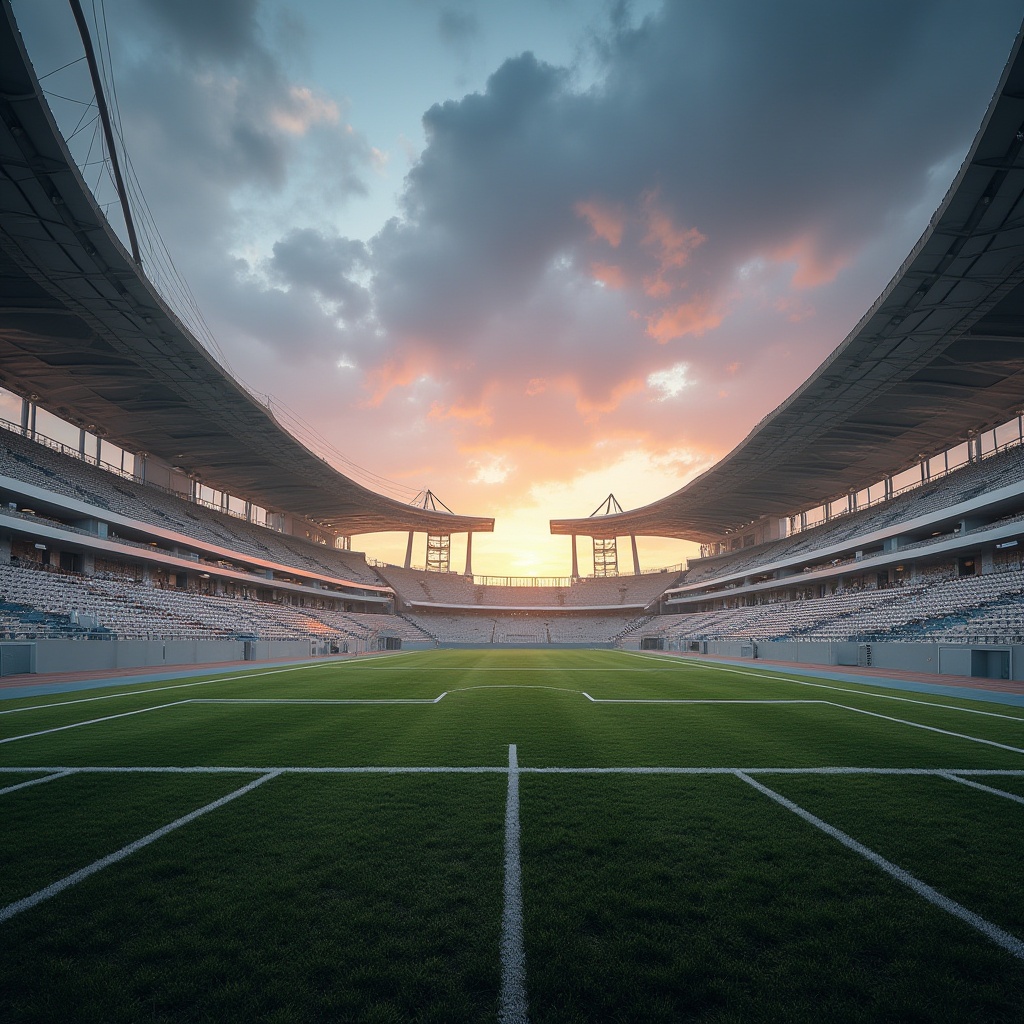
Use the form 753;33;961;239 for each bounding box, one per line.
0;648;1022;1022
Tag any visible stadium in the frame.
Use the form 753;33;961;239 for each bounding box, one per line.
1;2;1023;1021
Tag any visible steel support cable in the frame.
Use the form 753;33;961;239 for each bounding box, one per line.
67;0;140;264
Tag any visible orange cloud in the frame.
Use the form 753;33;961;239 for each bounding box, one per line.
590;261;627;289
772;234;848;290
574;200;625;248
428;400;493;426
270;85;341;136
361;350;433;406
525;378;547;396
573;376;645;421
639;192;706;298
644;295;723;343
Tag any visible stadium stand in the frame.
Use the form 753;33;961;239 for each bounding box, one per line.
378;564;676;611
0;425;387;588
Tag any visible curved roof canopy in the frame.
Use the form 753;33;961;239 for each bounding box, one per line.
0;2;493;538
553;23;1024;544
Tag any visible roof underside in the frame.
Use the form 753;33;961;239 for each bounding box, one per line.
0;3;493;538
553;22;1024;544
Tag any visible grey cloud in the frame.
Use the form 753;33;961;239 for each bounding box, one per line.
438;8;480;47
135;0;261;63
365;0;1020;379
268;229;372;321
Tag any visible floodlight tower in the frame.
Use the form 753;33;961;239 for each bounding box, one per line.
591;494;624;577
405;490;454;573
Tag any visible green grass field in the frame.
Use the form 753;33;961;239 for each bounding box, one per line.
1;647;1022;1022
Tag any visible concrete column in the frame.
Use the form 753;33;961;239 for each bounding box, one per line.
630;534;640;575
404;531;415;569
95;436;102;464
20;397;29;435
571;535;579;579
464;532;474;576
79;427;87;456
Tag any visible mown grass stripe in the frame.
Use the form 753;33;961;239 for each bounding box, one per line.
0;770;77;796
500;743;528;1024
735;771;1024;962
0;771;281;925
940;773;1024;805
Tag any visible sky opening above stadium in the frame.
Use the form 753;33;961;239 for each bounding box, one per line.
7;0;1024;576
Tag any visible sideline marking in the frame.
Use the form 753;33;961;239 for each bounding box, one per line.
583;693;821;705
619;651;1024;721
0;770;77;796
191;694;448;705
0;661;366;717
824;702;1024;755
0;771;280;925
941;773;1024;806
736;771;1024;962
0;701;190;746
499;743;528;1024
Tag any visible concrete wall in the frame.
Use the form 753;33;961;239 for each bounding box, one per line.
691;639;1023;681
17;638;320;676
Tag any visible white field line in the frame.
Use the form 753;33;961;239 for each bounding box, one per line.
2;765;1023;776
578;690;1023;754
0;692;450;746
735;771;1024;962
0;700;191;746
0;661;364;717
940;773;1024;806
499;744;528;1024
190;694;448;705
619;652;1024;722
823;701;1024;755
450;684;581;696
0;771;280;925
583;693;822;705
0;769;77;796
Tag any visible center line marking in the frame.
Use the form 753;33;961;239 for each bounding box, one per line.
499;743;528;1024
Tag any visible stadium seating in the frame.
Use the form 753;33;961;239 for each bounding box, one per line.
0;426;386;587
0;560;427;645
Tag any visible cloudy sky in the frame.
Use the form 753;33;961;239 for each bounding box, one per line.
9;0;1023;576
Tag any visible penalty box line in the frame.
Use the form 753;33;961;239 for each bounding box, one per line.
736;771;1024;962
0;694;450;746
583;690;1024;755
